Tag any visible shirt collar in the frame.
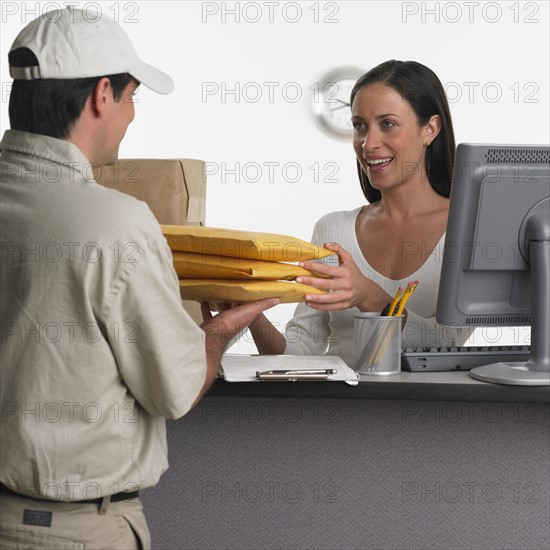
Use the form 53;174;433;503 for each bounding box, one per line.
0;129;92;175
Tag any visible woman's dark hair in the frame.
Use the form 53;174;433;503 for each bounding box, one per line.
350;60;455;203
8;48;133;139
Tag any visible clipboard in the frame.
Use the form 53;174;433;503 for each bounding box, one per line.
220;355;359;385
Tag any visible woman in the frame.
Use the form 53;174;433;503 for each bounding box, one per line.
250;60;470;366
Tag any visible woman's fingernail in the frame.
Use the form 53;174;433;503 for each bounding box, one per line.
296;277;303;283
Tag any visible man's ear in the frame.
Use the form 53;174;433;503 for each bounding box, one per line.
89;77;112;117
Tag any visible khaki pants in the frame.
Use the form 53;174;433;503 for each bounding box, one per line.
0;492;151;550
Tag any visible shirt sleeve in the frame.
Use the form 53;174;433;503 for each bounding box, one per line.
283;302;331;356
103;232;206;420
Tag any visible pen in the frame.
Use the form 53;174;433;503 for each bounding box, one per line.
256;369;336;376
256;369;336;381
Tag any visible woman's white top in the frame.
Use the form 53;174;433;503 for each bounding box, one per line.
283;207;472;366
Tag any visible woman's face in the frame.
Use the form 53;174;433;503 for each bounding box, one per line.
351;82;434;194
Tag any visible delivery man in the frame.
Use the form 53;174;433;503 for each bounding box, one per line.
0;7;277;549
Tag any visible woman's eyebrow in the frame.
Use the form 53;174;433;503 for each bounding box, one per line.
376;113;401;119
351;112;402;119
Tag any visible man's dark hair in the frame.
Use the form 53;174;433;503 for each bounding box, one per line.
350;60;456;203
8;48;133;139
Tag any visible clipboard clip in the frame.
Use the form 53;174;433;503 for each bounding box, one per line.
256;369;336;381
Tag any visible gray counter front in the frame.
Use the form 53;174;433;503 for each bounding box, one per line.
142;370;550;550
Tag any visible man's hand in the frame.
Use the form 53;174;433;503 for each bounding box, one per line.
192;298;279;406
200;298;278;351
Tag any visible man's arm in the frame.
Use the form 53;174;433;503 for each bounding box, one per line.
192;298;279;406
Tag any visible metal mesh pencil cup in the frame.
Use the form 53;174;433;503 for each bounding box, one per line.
353;313;402;375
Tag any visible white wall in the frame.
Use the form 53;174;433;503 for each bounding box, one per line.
2;1;548;351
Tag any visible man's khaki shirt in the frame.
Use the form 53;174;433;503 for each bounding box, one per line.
0;130;206;501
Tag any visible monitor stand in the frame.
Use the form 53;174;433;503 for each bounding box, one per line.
470;203;550;386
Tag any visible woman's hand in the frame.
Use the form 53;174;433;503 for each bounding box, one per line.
296;242;390;312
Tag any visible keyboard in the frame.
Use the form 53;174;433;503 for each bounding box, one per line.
401;345;531;372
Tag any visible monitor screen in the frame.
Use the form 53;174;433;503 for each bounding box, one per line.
436;143;550;385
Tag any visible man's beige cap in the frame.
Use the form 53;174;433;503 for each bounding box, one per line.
9;7;174;94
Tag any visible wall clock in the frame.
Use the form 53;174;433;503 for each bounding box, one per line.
311;67;365;139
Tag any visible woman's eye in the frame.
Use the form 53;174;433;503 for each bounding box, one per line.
353;121;365;130
382;120;395;129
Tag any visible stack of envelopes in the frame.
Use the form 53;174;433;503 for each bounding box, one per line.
161;225;335;303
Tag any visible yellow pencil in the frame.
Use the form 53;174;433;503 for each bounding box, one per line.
369;283;410;367
366;281;419;368
395;280;419;317
390;281;412;316
387;286;403;317
368;281;419;367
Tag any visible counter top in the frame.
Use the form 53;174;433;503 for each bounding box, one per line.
207;370;550;403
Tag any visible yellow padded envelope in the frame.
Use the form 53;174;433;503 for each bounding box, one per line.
179;279;327;303
173;252;329;280
162;225;334;262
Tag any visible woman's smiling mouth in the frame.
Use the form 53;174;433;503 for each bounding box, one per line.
365;156;394;172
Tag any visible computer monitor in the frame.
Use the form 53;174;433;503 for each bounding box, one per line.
436;143;550;386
